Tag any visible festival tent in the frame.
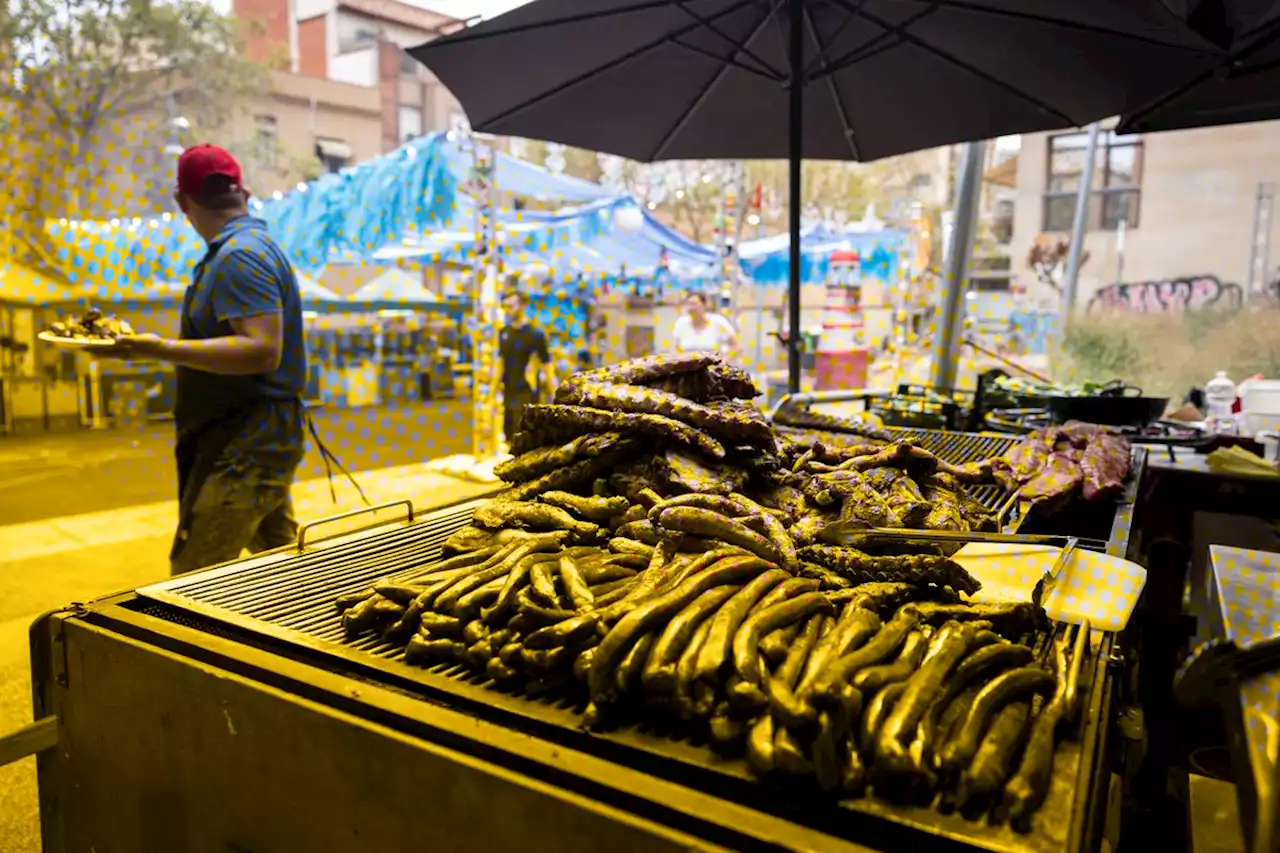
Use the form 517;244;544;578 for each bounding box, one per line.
298;274;342;302
351;267;434;303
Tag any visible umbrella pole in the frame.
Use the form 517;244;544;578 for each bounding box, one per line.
786;0;804;394
929;139;986;391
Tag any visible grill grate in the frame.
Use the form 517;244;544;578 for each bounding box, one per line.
155;504;476;644
888;427;1019;513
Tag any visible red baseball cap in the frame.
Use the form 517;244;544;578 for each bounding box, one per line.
176;144;244;196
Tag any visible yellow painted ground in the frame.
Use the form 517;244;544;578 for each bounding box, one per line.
0;464;499;853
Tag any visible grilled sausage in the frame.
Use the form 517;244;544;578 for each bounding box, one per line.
935;667;1057;777
733;592;836;685
559;553;596;611
875;621;989;774
586;556;772;707
850;627;932;694
642;585;740;695
811;607;920;704
693;569;790;685
957;700;1032;807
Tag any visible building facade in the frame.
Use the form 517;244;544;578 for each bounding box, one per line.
1009;120;1280;314
232;0;464;195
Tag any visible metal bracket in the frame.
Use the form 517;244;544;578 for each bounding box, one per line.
0;716;58;767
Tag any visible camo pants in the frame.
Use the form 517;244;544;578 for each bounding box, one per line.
170;462;299;577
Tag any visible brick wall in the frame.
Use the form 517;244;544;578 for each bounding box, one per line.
297;16;328;78
377;40;401;153
233;0;291;65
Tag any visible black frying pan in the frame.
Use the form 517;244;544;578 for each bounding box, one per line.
1045;380;1169;427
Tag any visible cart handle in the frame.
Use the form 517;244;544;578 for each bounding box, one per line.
0;716;57;768
297;499;416;552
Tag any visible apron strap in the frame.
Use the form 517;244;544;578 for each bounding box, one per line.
305;412;371;507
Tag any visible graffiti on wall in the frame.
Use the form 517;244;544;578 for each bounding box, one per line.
1086;275;1244;314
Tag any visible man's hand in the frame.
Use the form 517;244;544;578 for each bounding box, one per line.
95;334;167;361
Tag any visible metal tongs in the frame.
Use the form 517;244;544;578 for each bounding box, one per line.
818;524;1107;552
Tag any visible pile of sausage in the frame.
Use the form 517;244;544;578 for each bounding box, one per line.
334;355;1080;827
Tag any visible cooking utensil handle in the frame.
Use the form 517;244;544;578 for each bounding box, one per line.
297;499;415;551
962;337;1054;384
1064;618;1091;725
0;716;57;767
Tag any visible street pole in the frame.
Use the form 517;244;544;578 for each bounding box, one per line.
929;139;986;391
1060;121;1101;319
468;134;502;461
1115;218;1126;285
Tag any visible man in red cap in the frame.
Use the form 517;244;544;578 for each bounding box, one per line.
108;145;309;575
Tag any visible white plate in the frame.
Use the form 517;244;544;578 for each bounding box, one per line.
37;331;120;349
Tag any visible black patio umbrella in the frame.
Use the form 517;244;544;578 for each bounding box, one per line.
410;0;1219;392
1121;0;1280;131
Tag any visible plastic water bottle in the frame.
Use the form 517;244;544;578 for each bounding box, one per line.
1205;371;1238;434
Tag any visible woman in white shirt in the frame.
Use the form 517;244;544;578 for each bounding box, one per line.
672;292;737;358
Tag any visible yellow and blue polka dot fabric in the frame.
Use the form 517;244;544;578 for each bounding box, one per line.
1210;545;1280;778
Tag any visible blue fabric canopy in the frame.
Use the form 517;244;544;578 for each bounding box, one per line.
437;135;615;203
45;131;906;300
738;225;907;287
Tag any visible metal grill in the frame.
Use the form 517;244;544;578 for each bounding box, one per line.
133;497;1104;853
151;503;477;651
888;427;1020;514
778;424;1020;515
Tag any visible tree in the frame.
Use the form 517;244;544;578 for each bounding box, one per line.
497;138;947;247
0;0;267;272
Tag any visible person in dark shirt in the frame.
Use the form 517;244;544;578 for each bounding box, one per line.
499;291;551;442
104;145;309;575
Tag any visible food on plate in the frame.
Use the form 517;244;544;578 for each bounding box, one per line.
45;308;133;341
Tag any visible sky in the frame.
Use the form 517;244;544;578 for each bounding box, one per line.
418;0;532;20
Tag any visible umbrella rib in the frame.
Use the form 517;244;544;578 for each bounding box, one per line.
807;4;939;81
1235;55;1280;77
669;36;783;81
829;0;1076;124
477;0;760;131
674;0;784;78
800;0;869;78
1122;17;1280;129
652;1;779;159
803;4;861;158
936;0;1220;53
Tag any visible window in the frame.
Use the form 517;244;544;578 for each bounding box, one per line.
254;115;278;170
398;105;423;143
399;51;419;76
336;15;380;54
315;137;352;173
1043;131;1142;232
992;198;1014;244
